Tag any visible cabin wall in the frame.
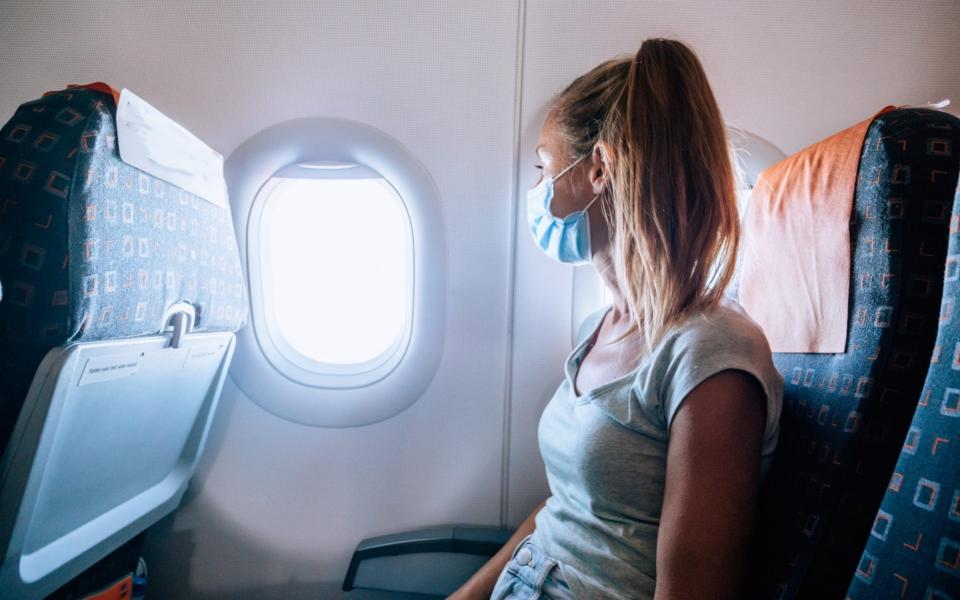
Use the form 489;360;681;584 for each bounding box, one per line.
1;1;958;598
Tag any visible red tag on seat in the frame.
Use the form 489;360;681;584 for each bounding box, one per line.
80;573;133;600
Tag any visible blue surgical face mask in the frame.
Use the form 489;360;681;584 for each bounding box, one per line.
526;153;601;265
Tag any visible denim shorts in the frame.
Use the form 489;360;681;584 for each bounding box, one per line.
490;533;575;600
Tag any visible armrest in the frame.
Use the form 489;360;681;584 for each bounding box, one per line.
342;525;514;596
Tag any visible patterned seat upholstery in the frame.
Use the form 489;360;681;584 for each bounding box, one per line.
846;176;960;599
0;86;248;453
746;108;960;599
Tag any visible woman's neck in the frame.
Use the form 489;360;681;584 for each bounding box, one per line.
592;251;631;322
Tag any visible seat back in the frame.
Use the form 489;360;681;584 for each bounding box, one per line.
746;108;960;599
846;176;960;599
0;85;248;598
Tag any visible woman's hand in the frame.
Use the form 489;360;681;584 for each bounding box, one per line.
444;500;547;600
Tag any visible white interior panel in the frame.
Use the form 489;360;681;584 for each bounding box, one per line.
1;1;958;598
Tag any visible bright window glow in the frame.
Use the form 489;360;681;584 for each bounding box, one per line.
260;176;412;366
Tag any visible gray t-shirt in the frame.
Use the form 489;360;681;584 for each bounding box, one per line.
530;296;784;600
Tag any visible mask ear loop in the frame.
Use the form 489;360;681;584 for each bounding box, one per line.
554;152;588;182
586;179;615;260
579;192;601;215
581;157;613;215
548;154;594;220
579;141;616;216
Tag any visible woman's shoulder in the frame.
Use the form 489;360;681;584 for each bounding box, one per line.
650;295;784;438
669;295;773;359
680;296;769;347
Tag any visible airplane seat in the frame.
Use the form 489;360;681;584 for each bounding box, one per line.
845;174;960;599
743;107;960;599
0;84;248;598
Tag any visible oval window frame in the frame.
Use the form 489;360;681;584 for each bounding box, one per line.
227;118;446;427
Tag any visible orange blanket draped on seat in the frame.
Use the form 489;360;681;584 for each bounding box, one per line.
739;106;896;353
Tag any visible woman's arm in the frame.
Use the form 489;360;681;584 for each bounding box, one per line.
654;369;767;599
446;499;547;600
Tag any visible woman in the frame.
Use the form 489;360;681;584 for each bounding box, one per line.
449;38;783;600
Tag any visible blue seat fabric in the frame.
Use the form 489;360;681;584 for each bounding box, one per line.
0;87;248;453
747;108;960;599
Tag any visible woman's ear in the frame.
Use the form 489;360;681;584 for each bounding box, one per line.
591;141;615;194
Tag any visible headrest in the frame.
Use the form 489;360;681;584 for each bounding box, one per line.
0;84;248;353
739;106;895;353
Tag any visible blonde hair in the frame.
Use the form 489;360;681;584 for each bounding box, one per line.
551;38;741;353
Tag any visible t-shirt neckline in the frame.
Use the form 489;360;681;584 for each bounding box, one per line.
566;302;713;405
566;305;647;405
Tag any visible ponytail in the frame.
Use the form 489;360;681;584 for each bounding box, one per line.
552;38;740;353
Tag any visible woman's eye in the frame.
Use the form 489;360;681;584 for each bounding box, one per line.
535;165;544;171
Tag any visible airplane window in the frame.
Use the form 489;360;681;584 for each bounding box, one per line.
226;117;445;426
257;166;412;370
